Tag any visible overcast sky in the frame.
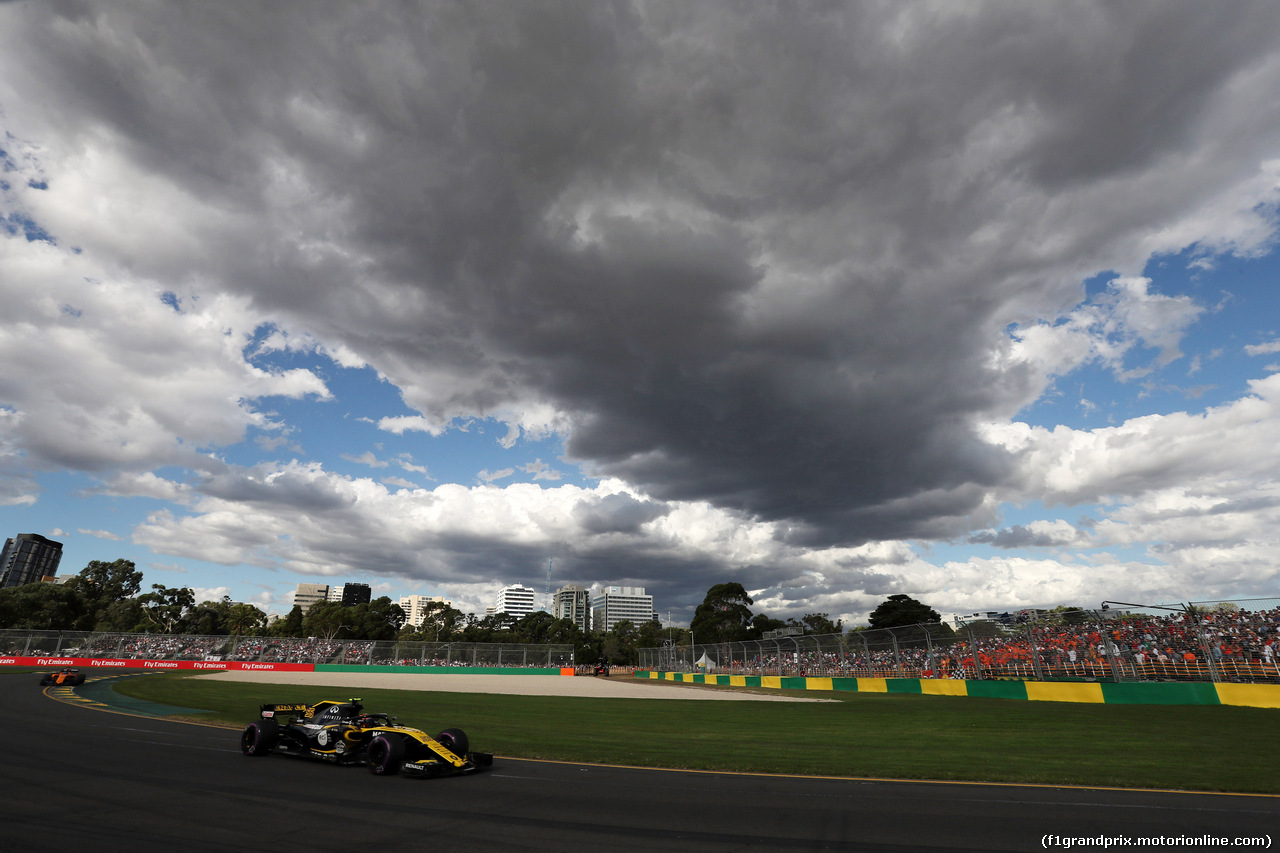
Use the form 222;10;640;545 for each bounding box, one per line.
3;1;1280;625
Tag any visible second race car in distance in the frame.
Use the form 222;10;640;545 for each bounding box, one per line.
240;698;493;777
40;668;87;686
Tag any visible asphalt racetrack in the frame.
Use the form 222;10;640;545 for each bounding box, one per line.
7;673;1277;852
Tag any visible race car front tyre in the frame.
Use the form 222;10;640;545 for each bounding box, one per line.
72;674;86;685
367;734;405;775
241;719;279;756
436;728;469;758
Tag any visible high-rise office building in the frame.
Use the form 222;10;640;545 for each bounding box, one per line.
322;582;372;606
340;583;372;606
591;585;656;632
494;583;536;618
0;534;64;588
293;583;330;613
552;584;591;632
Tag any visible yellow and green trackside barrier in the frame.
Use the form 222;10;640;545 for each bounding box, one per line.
634;671;1280;708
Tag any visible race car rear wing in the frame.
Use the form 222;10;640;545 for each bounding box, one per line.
258;699;364;721
259;703;312;719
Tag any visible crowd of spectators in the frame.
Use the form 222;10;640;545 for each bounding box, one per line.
225;638;367;663
690;606;1280;684
371;656;566;667
72;634;229;660
2;631;569;668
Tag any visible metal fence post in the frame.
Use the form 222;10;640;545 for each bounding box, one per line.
1186;606;1221;683
967;625;983;679
1094;611;1125;682
1027;623;1044;681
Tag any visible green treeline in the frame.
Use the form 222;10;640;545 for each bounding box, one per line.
0;558;682;663
0;563;944;665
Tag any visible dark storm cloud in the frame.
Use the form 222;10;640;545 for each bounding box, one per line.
10;1;1280;554
572;492;669;535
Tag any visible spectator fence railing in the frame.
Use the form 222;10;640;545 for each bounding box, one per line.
0;629;574;668
639;597;1280;684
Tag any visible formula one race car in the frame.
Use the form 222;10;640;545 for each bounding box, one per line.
40;668;86;686
240;698;493;778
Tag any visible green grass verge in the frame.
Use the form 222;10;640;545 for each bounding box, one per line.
112;672;1279;794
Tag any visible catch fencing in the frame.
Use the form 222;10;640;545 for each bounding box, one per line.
639;597;1280;684
0;629;574;668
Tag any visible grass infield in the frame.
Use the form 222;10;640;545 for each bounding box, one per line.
104;672;1279;793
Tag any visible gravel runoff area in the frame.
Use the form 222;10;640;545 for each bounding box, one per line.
204;670;832;701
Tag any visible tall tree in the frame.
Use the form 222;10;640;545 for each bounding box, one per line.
226;602;267;637
801;613;844;635
186;598;233;635
515;611;556;644
355;596;407;641
602;619;639;665
268;605;306;637
69;559;142;630
399;599;466;642
746;613;787;639
867;595;940;629
0;582;86;630
137;584;195;633
95;598;146;633
544;617;584;647
690;583;755;644
634;617;668;650
302;600;350;640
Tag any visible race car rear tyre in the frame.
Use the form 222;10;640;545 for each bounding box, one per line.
436;728;469;758
367;734;405;775
241;719;279;756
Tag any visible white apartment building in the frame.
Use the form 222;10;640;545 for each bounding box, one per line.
592;585;656;632
495;583;536;618
399;594;451;628
552;584;591;632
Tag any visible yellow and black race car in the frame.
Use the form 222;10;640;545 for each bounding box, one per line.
240;698;492;778
40;668;86;686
